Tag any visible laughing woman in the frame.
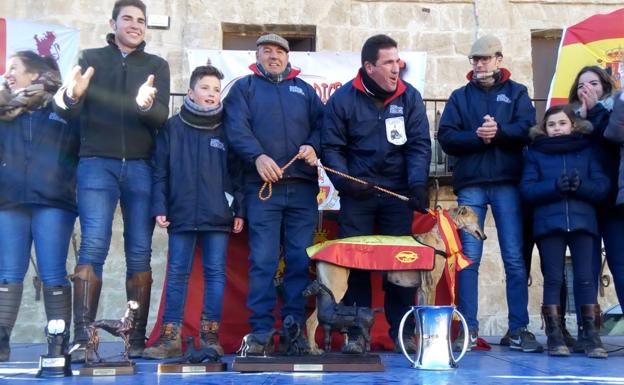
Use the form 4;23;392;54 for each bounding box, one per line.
0;51;79;361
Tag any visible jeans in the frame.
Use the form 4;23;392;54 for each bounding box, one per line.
0;205;75;286
339;193;415;339
162;231;229;323
538;231;596;307
593;209;624;308
76;157;154;277
245;180;318;333
456;184;529;334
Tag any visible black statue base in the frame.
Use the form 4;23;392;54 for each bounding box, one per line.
79;361;136;376
232;353;384;372
36;354;72;378
158;362;227;373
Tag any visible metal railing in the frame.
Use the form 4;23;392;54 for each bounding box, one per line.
169;93;546;184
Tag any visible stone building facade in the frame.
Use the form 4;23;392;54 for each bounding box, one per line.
1;0;621;342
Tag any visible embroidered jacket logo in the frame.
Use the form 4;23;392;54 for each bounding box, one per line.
289;85;305;96
496;94;511;104
389;105;403;114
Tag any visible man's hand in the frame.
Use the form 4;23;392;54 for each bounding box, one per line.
136;74;157;110
156;215;170;228
255;154;283;183
64;65;95;101
476;114;497;144
232;217;244;233
297;145;317;166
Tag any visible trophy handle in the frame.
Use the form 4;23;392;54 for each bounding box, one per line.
451;308;469;364
398;306;418;366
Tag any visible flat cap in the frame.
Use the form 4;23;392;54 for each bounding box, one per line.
469;35;502;57
256;33;290;52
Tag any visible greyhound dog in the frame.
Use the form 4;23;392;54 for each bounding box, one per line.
305;206;486;354
84;300;139;364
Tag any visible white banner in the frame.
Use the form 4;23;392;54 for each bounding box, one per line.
0;18;80;82
188;49;427;210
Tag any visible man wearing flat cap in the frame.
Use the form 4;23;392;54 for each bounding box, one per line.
224;33;324;353
438;34;541;353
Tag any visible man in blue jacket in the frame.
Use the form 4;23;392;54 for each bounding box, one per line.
322;34;431;354
224;33;323;353
438;35;541;353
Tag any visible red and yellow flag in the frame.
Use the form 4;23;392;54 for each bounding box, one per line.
548;8;624;106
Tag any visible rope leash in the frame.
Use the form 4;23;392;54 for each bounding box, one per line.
258;154;409;202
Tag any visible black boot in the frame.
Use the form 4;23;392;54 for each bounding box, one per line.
43;285;72;356
126;271;152;358
580;304;607;359
71;265;102;363
542;305;570;356
0;284;23;362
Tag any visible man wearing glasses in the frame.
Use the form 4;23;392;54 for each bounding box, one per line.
438;35;541;353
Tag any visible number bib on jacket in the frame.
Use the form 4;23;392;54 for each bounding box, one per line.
385;116;406;145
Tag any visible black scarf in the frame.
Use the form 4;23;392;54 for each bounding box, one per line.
530;133;591;154
359;67;394;101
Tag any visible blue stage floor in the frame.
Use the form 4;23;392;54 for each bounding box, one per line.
1;337;623;385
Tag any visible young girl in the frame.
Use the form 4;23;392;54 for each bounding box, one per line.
0;51;79;361
520;105;609;358
143;65;244;359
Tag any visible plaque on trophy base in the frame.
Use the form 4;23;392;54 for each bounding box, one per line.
37;354;72;378
79;361;136;376
157;362;227;373
232;353;384;372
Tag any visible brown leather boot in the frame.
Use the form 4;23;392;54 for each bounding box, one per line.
542;305;570;356
142;323;182;359
200;319;224;356
0;284;23;362
71;265;102;363
126;271;152;358
580;304;607;359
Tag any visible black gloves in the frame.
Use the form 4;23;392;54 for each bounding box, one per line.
336;179;376;200
407;186;429;213
555;173;570;193
555;169;581;194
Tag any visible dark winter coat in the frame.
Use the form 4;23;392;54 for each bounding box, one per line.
0;105;79;212
438;69;535;193
520;132;609;238
151;106;244;233
223;65;323;184
604;92;624;206
321;71;431;192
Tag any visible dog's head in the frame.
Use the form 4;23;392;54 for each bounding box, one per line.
127;300;140;310
449;206;486;241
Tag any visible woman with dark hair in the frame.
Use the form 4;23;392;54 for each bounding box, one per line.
0;51;79;361
568;65;624;352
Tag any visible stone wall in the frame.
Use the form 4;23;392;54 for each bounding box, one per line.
1;0;621;342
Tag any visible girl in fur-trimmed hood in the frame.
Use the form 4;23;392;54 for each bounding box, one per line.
521;104;610;359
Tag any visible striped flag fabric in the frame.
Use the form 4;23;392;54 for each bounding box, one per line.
547;8;624;107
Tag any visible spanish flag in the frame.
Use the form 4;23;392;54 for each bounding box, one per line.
548;8;624;107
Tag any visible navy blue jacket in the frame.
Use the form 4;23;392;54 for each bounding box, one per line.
151;108;244;234
520;134;609;238
223;65;323;184
0;105;79;212
438;69;535;192
321;72;431;192
583;100;620;208
604;92;624;206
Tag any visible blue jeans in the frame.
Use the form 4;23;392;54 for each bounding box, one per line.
162;231;229;323
593;209;624;308
76;158;154;277
245;180;318;333
0;205;75;286
457;184;529;334
339;193;416;339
